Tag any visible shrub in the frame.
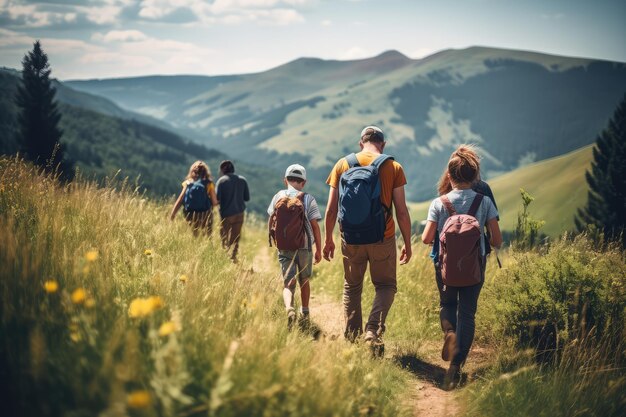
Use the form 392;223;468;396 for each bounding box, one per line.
483;234;626;354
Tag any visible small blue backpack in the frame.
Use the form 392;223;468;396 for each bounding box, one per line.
184;179;212;212
338;153;393;245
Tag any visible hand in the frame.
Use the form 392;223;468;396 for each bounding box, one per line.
314;249;322;265
323;240;335;261
399;244;412;265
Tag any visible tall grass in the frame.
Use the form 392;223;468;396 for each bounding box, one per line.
464;236;626;417
0;157;411;417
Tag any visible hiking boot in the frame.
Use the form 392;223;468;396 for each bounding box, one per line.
364;331;385;358
443;364;461;391
442;331;456;362
298;313;310;331
287;309;296;331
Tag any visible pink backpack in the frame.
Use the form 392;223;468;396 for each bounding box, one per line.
439;194;484;287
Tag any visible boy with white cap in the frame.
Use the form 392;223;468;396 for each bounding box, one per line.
267;164;322;329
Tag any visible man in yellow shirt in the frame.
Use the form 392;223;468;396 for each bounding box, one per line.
324;126;412;353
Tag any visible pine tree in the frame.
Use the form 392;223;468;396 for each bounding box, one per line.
15;40;73;179
575;94;626;246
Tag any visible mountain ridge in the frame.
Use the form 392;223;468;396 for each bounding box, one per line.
62;46;626;201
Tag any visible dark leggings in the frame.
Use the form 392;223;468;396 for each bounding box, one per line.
435;266;483;366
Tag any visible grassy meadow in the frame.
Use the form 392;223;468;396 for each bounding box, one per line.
0;157;410;417
1;156;624;416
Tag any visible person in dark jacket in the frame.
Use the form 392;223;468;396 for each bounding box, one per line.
216;160;250;262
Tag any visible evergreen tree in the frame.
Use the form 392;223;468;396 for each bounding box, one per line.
15;41;73;179
575;94;626;246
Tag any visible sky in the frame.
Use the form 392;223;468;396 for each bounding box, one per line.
0;0;624;80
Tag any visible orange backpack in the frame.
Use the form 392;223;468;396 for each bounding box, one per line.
269;192;307;251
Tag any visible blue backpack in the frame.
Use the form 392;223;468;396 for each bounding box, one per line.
338;153;393;245
184;179;212;212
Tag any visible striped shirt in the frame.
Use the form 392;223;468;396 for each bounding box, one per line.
267;186;322;250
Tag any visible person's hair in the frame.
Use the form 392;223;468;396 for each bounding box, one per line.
220;160;235;174
437;144;480;195
286;176;305;185
360;127;385;144
185;160;211;181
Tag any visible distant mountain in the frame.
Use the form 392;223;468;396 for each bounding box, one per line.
0;68;296;213
66;47;626;200
409;144;593;236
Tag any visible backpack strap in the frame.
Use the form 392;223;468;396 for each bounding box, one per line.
468;194;484;217
371;154;394;221
345;153;360;168
440;195;457;216
370;154;394;170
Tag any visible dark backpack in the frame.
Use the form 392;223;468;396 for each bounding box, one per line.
439;194;484;287
183;179;212;212
269;192;307;251
338;153;393;245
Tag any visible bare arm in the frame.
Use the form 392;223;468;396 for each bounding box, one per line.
323;186;339;261
392;186;412;265
170;189;185;221
421;221;437;244
209;187;219;207
310;219;322;264
487;218;503;249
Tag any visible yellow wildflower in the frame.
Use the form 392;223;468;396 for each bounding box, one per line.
85;250;98;262
158;321;177;337
70;332;81;342
144;249;152;257
147;296;163;310
85;298;96;308
179;274;188;283
44;280;59;293
127;390;151;409
71;288;87;305
128;296;164;318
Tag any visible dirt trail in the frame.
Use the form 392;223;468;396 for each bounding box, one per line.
251;247;488;417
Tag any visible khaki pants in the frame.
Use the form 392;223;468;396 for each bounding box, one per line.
341;237;397;340
220;213;244;261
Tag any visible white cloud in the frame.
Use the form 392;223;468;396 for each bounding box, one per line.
78;32;217;76
137;0;308;25
320;19;331;26
83;5;122;25
0;28;32;48
93;30;149;43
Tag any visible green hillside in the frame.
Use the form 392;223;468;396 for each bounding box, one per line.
409;145;593;236
66;47;626;200
0;68;299;213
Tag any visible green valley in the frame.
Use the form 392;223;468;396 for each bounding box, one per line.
66;47;626;200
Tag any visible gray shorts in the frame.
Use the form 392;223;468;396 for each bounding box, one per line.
278;249;313;286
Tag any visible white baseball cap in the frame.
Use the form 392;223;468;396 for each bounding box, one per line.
285;164;307;180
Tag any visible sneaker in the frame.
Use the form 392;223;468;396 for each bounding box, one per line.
443;364;461;391
364;331;385;358
442;331;456;362
287;309;296;331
